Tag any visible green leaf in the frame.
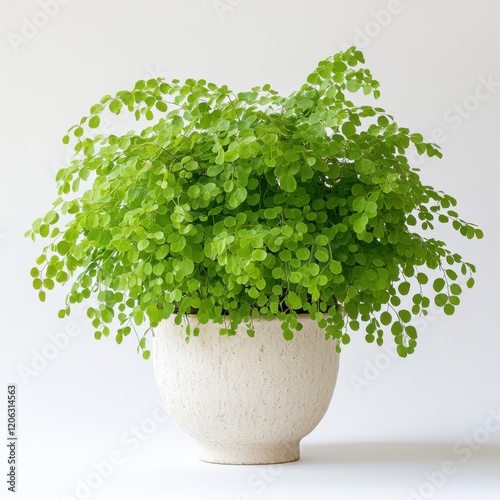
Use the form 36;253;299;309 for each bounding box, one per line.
445;269;458;281
147;304;162;323
238;143;253;159
263;134;278;145
280;174;297;193
399;310;411;323
329;260;342;274
56;271;68;283
346;80;361;92
433;278;445;292
137;239;149;251
307;72;321;85
279;249;291;261
101;309;114;323
380;311;392;325
396;346;407;357
391;321;403;335
134;309;144;325
296;247;310;261
207;164;223;176
416;273;428;285
156;101;168;112
187;185;201;198
217;119;230;131
443;303;455;316
358;159;375;175
43;278;54;290
353;215;368;234
342;122;356;138
252;249;267;261
224;148;239;162
215;150;224;165
89;116;100;129
315;235;329;246
410;133;424;144
224;180;235;193
229;187;247;208
377;115;389;127
405;325;418;339
434;293;448;307
315;249;329;262
286;291;302;309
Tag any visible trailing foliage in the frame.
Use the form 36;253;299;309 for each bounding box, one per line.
27;47;482;359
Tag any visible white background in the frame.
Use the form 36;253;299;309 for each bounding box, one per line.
1;1;499;499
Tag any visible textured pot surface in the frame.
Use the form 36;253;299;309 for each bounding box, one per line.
153;315;340;464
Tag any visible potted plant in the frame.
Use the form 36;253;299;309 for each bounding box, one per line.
27;47;482;464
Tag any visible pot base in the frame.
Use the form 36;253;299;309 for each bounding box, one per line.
198;440;300;465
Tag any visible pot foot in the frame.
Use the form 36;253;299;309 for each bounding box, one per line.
198;440;300;465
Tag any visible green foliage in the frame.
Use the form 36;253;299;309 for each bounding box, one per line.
26;47;482;358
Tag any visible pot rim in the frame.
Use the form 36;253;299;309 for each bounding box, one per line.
166;312;334;320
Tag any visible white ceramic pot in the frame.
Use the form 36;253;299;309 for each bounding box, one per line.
153;315;340;465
